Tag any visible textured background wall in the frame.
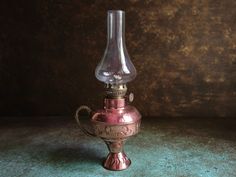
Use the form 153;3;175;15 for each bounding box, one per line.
0;0;235;117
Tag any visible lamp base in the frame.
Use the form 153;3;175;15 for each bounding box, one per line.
103;152;131;171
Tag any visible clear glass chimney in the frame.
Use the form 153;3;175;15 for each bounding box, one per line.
95;10;137;84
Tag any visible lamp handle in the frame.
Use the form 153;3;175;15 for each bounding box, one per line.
75;105;96;137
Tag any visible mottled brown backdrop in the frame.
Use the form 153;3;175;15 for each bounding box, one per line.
0;0;235;117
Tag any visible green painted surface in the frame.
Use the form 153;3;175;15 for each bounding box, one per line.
0;118;236;177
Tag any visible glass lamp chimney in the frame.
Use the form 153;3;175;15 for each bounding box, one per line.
95;10;137;85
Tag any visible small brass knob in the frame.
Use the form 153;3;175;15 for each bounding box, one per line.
128;93;134;102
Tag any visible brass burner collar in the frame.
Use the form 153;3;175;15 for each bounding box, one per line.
105;84;127;98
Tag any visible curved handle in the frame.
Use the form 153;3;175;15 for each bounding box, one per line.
75;105;96;137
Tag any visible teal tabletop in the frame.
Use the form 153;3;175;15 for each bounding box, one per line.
0;117;236;177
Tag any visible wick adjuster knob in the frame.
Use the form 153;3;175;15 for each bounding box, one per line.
128;93;134;102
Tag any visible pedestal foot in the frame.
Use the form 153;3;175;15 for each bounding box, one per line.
103;152;131;171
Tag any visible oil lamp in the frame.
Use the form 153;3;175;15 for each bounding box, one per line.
75;10;141;171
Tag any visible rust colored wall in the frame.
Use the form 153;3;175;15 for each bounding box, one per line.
0;0;235;117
